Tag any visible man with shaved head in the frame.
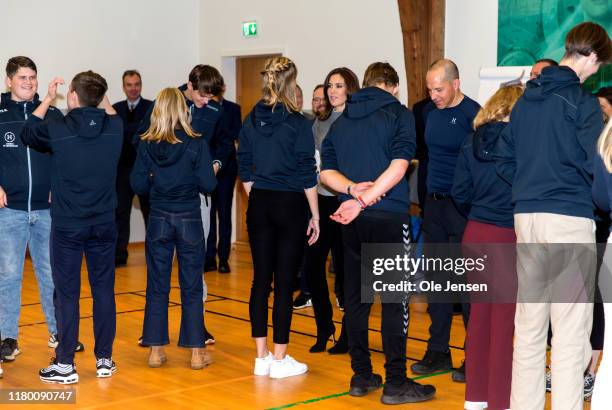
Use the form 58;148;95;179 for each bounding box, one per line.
410;59;480;383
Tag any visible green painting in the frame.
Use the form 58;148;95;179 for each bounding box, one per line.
498;0;611;91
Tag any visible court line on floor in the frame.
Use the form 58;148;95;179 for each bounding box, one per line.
265;370;453;410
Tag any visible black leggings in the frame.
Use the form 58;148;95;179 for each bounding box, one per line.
247;188;308;344
304;195;344;336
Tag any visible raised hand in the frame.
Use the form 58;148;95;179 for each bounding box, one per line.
46;77;65;101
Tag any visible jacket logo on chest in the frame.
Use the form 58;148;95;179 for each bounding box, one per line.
2;131;18;148
450;117;457;125
89;120;97;126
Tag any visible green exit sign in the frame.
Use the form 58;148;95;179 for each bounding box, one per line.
242;21;258;38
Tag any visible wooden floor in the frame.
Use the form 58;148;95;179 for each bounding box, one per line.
1;243;583;409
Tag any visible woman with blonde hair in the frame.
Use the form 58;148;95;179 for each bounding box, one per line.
237;56;319;379
452;84;523;410
131;87;217;370
591;118;612;409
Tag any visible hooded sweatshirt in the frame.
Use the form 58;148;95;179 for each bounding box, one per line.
495;65;604;219
237;101;317;192
130;130;217;213
21;107;123;228
0;92;63;212
321;87;416;214
452;121;514;228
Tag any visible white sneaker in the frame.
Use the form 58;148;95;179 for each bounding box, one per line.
464;401;488;410
269;355;308;379
48;334;58;348
0;364;3;379
253;352;274;376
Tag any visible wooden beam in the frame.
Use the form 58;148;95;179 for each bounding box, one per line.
397;0;445;106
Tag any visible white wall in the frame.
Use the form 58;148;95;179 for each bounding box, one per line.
444;0;498;100
1;0;199;242
198;0;409;106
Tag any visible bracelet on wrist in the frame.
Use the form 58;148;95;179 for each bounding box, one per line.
347;184;353;196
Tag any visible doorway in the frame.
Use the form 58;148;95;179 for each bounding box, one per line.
234;54;282;243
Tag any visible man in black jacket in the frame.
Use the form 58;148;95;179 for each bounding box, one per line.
22;71;123;385
113;70;153;267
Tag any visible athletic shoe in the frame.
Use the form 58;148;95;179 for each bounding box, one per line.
410;349;452;375
48;335;85;353
380;379;436;404
349;373;383;397
0;338;20;362
96;357;116;378
452;360;465;383
204;330;215;345
545;366;551;392
39;358;78;384
584;372;595;401
253;352;274;376
464;401;488;410
0;363;3;379
269;355;308;379
293;292;312;310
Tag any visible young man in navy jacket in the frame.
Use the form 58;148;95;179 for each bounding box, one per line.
321;62;435;405
112;70;153;267
496;22;611;410
21;71;123;384
0;56;62;362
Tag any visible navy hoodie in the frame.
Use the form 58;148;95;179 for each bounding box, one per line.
131;130;217;213
21;107;123;228
0;92;63;211
452;121;514;228
496;65;604;219
237;101;317;192
321;87;416;213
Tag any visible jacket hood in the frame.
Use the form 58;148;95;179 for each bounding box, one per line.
472;121;507;162
250;100;291;136
145;130;190;167
66;107;107;138
345;87;398;119
523;65;580;102
0;92;40;110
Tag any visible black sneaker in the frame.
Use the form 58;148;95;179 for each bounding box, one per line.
204;330;215;345
137;336;149;347
410;349;452;375
39;358;79;384
96;357;117;378
452;360;465;382
0;338;20;361
380;379;436;404
349;373;383;397
293;292;312;310
204;259;217;272
584;372;595;401
48;335;85;353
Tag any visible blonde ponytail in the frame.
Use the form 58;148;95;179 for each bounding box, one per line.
597;119;612;172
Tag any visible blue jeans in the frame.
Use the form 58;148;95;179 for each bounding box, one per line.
143;208;205;347
51;222;117;364
0;207;56;339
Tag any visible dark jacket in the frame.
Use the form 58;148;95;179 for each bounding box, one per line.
452;121;514;228
130;130;217;212
113;98;153;169
21;107;123;228
215;98;242;176
496;65;604;219
321;87;416;214
237;101;317;192
0;92;63;212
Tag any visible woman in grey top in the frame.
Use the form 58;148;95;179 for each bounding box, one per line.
306;67;360;354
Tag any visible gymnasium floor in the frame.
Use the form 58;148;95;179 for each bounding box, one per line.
1;243;575;409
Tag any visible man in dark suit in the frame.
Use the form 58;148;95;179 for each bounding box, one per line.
112;70;153;267
205;94;241;274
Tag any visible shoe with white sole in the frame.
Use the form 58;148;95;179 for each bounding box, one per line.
39;358;78;384
464;401;488;410
253;352;274;376
269;355;307;379
96;357;116;378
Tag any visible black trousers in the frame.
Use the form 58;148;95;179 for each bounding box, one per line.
247;188;308;344
422;195;469;352
342;209;411;386
206;159;238;262
304;195;344;335
116;166;150;262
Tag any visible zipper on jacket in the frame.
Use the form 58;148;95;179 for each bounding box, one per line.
24;102;32;217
